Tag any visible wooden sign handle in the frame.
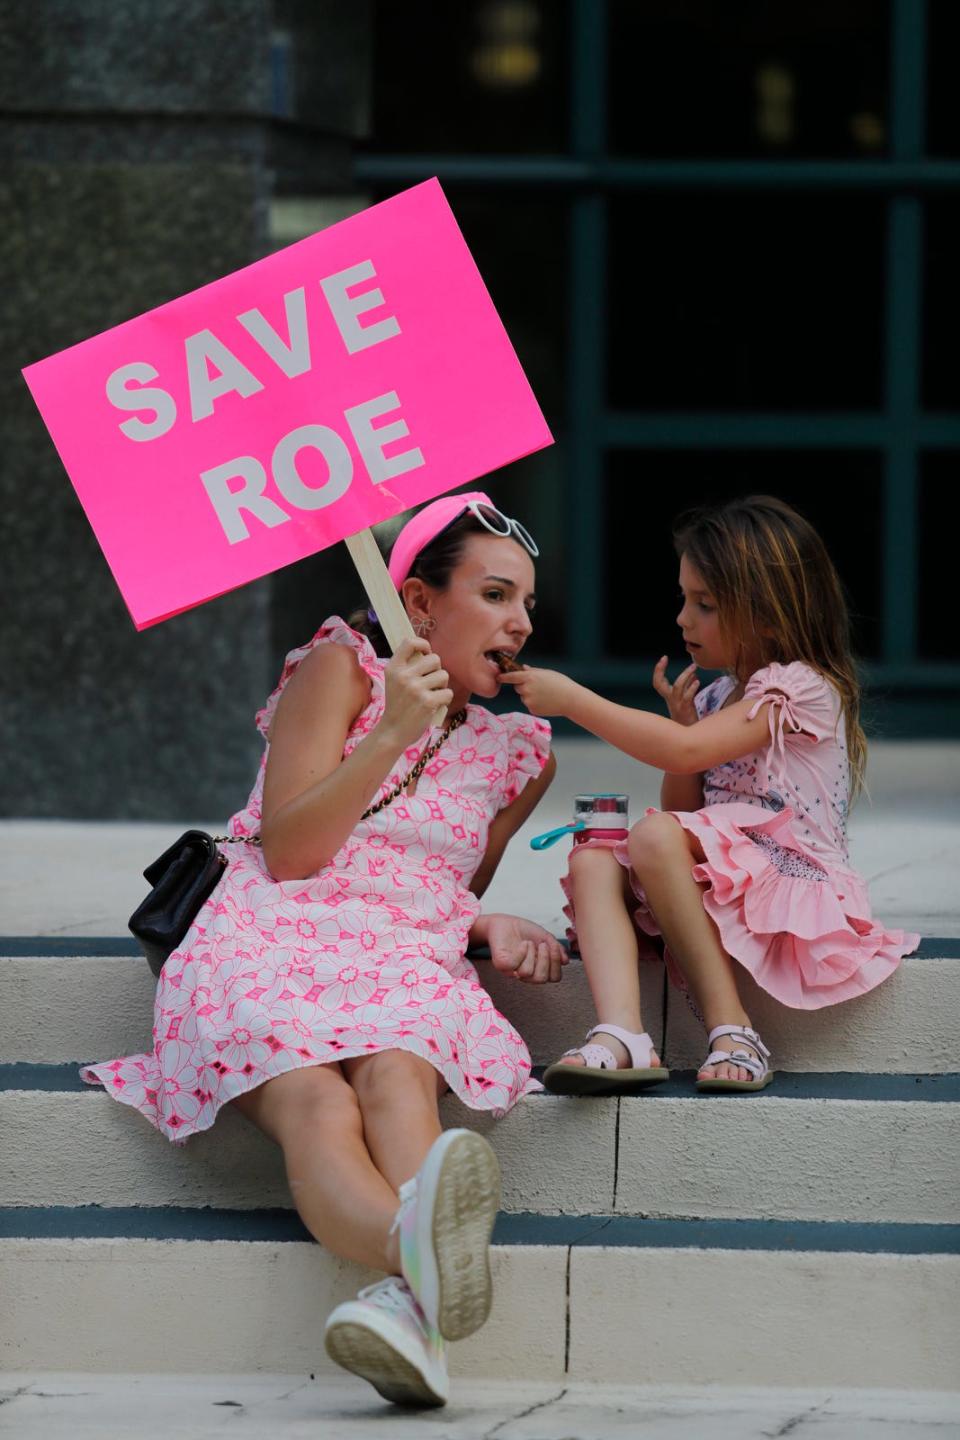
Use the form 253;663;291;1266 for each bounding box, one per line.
344;528;447;728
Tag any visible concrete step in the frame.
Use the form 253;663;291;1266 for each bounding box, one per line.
1;1210;957;1387
663;937;958;1075
3;1066;958;1225
1;936;957;1072
0;937;663;1068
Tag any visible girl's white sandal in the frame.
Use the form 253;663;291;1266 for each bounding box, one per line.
695;1024;773;1092
543;1024;670;1095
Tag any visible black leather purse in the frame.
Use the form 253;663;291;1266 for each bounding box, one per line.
128;830;238;977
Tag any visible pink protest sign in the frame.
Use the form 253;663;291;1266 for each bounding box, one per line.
22;179;552;629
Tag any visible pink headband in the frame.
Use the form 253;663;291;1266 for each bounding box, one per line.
387;490;495;590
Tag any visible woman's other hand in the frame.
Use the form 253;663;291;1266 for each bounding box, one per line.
382;638;455;747
498;665;579;718
652;656;700;726
485;914;567;984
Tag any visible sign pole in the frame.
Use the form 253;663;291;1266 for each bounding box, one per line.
343;528;446;727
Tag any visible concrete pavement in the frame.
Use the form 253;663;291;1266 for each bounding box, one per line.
2;1375;958;1439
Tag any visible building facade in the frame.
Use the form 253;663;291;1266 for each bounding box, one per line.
2;0;954;819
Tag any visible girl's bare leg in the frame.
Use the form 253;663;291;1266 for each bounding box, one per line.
627;813;756;1082
561;845;661;1069
232;1060;424;1272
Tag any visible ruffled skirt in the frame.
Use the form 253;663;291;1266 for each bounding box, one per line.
561;804;919;1011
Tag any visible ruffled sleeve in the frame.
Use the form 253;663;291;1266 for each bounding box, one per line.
499;712;552;810
744;662;838;775
254;616;385;741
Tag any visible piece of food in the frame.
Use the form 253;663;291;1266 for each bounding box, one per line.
491;650;523;673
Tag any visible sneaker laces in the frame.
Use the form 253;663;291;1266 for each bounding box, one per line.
355;1276;445;1360
357;1275;415;1314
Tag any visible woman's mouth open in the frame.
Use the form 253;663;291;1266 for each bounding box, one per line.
486;649;521;675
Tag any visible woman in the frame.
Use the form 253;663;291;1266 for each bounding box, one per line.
83;490;562;1407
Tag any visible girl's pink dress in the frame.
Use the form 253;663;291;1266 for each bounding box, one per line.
82;618;551;1140
563;661;919;1010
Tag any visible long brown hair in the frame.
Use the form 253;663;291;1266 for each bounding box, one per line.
673;494;867;799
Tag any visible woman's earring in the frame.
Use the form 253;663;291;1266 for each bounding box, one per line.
412;615;437;637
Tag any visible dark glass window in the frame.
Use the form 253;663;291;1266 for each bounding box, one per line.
927;0;960;157
607;196;884;410
445;191;568;428
369;0;570;154
923;199;960;410
918;455;954;660
609;0;889;159
603;452;883;661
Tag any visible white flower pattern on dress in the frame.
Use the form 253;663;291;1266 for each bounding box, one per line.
82;618;551;1140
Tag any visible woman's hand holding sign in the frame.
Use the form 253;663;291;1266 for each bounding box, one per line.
382;639;454;748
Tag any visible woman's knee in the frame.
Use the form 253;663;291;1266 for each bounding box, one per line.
235;1062;359;1143
344;1049;441;1110
628;812;686;874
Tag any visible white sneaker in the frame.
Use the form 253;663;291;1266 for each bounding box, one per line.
393;1127;501;1342
324;1276;448;1407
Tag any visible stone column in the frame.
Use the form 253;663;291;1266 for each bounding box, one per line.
0;0;370;818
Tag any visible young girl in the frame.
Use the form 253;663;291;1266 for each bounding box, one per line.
503;494;919;1094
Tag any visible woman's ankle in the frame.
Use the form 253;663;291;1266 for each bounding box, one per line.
384;1222;402;1276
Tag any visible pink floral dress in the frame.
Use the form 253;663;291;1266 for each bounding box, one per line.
563;661;918;1010
82;618;551;1140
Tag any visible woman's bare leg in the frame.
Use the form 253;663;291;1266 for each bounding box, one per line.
627;812;756;1082
232;1062;401;1271
560;845;661;1068
340;1050;447;1271
340;1050;445;1186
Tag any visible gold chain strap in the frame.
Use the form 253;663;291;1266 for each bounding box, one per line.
215;707;468;844
360;708;467;819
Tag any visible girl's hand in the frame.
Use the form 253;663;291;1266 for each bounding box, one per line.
499;665;579;718
652;656;700;726
485;914;567;984
382;639;454;748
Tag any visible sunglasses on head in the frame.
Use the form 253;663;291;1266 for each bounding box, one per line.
453;500;539;558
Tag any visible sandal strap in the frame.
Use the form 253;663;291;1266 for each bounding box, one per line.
706;1024;770;1060
703;1047;769;1080
581;1025;656;1071
561;1042;619;1071
585;1025;656;1070
558;1027;659;1072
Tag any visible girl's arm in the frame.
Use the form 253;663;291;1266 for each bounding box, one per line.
502;668;773;775
260;640;453;881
